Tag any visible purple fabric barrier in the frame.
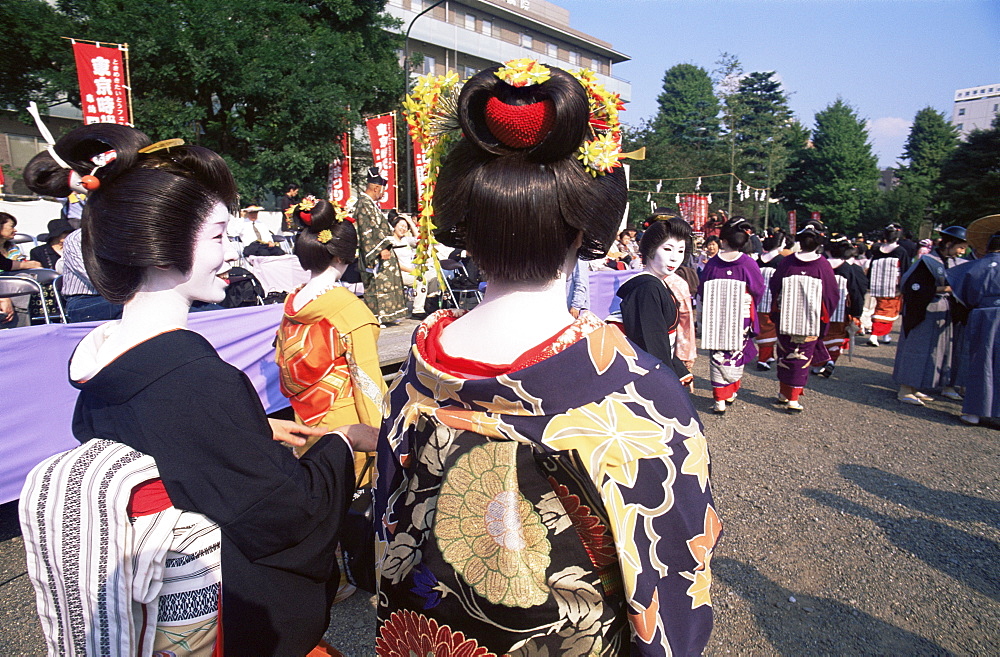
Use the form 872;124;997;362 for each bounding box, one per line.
587;269;639;320
0;304;287;505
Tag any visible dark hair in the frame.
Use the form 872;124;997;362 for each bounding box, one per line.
937;233;966;249
433;65;627;283
285;183;299;193
0;212;15;229
293;200;358;274
702;235;720;248
827;235;855;259
882;224;902;243
639;217;691;263
24;125;238;304
797;222;826;253
762;231;784;252
720;218;750;251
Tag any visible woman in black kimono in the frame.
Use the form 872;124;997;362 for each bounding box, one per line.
21;124;374;656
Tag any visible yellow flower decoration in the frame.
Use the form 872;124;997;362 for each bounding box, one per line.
316;229;332;244
435;441;551;607
578;133;622;177
495;58;551;87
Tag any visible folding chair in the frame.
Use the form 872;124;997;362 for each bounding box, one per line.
0;275;49;324
20;268;67;323
11;233;37;248
439;259;483;310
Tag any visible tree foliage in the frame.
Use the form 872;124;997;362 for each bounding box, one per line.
890;106;959;230
4;0;403;201
650;64;720;149
936;114;1000;224
779;99;879;232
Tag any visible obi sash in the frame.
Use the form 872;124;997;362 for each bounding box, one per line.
870;257;900;298
778;274;824;337
701;278;748;351
757;267;776;313
830;274;849;323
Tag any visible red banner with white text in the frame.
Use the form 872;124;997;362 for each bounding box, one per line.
413;139;429;203
72;42;131;126
787;210;797;235
679;194;709;232
365;113;397;210
328;133;351;207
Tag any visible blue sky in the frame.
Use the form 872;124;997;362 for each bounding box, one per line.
555;0;1000;168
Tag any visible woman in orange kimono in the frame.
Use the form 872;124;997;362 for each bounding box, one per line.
276;199;386;469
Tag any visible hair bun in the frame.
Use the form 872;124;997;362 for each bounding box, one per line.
458;65;589;163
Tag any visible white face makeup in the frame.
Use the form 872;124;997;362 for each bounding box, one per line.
173;202;230;304
646;236;686;278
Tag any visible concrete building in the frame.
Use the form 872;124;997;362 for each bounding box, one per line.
0;104;82;197
951;84;1000;138
385;0;631;102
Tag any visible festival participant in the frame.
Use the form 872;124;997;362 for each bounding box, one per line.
699;217;765;413
354;166;407;324
754;231;786;370
812;235;868;374
695;235;720;272
947;225;1000;425
29;218;74;269
616;216;694;385
866;223;910;346
19;124;373;656
376;61;718;656
276;198;385;458
770;221;839;412
0;213;42;271
893;226;968;405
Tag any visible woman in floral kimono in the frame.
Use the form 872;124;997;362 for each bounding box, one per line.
374;62;719;657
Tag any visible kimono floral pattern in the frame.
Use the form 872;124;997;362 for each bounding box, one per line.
374;310;719;656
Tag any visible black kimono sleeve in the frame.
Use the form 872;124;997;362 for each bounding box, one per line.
900;261;937;336
845;265;869;319
619;277;691;381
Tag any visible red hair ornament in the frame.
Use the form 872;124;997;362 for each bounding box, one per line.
484;97;556;149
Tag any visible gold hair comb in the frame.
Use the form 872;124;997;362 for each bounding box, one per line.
138;138;185;154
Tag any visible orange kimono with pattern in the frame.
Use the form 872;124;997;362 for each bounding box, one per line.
276;286;386;466
374;310;719;657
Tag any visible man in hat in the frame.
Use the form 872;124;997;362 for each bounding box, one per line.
239;205;285;257
353;167;406;324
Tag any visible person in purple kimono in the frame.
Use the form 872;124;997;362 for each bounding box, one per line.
769;221;840;412
698;217;765;414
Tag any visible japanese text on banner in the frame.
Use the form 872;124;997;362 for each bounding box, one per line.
365;114;397;210
72;42;130;126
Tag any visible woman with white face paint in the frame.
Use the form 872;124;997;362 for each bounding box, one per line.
615;216;695;385
19;124;373;656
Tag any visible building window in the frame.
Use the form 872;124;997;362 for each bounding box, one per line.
568;51;579;66
521;33;532;48
956;123;963;131
958;108;965;116
423;55;436;75
463;65;477;79
465;13;475;30
481;19;492;36
994;104;998;112
547;43;557;58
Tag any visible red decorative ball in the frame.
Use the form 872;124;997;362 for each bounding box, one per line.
484;97;555;149
80;175;100;191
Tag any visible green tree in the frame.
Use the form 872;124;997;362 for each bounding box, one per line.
779;99;879;232
936;114;1000;224
5;0;403;201
891;107;959;231
650;63;720;148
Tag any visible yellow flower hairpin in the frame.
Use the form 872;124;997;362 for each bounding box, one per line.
495;59;551;87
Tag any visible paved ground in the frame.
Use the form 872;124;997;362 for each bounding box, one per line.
2;324;998;655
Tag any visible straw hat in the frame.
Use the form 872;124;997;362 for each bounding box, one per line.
965;214;1000;257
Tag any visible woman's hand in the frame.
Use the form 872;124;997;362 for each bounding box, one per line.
268;418;327;449
15;259;42;270
333;424;380;452
0;298;13;322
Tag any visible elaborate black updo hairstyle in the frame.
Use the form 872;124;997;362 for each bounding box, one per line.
762;230;785;253
638;214;692;264
433;65;627;283
827;234;856;259
23;124;238;304
719;217;751;251
882;223;902;244
796;221;826;253
292;200;358;274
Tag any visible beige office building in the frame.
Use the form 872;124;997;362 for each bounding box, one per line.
951;84;1000;138
385;0;631;102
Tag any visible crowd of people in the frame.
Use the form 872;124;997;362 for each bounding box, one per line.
6;57;998;657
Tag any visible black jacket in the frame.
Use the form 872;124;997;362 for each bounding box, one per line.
72;330;354;656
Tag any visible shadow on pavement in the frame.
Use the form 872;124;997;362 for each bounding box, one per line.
715;557;947;656
1;501;21;542
803;489;1000;601
840;464;1000;529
